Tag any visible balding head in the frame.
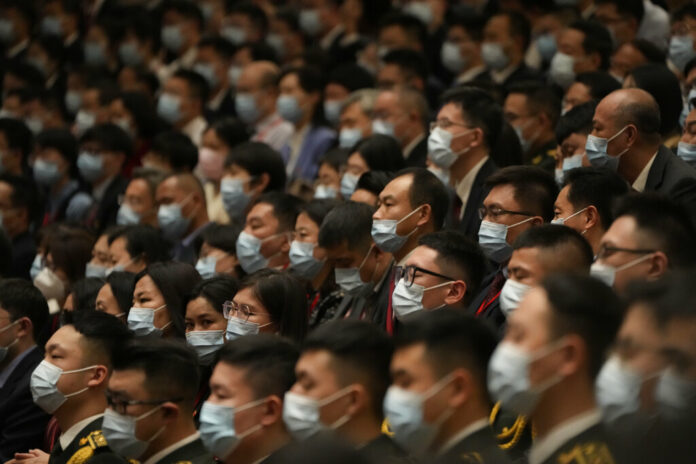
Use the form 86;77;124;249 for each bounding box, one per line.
242;61;279;89
237;61;280;122
155;173;208;232
595;89;661;143
396;87;429;127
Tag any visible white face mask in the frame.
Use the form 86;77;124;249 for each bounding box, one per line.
551;207;588;226
186;330;225;365
33;267;66;303
427;127;473;170
655;368;696;419
199;399;266;458
371;206;423;253
549;52;575;88
478;217;535;263
289;241;324;279
585;126;629;172
590;253;654;288
102;406;166;458
334;246;373;293
225;317;272;341
314;184;338;199
30;360;97;413
498;278;531;317
340;172;360;199
195;256;218;280
562;152;584;173
127;305;168;337
282;387;353;440
595;356;650;422
391;279;452;321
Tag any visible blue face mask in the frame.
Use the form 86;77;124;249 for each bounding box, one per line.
221;25;246;45
161;25;183;52
157;93;182;125
339;128;363;149
77;152;104;183
267;33;285;59
195;256;217;280
193;63;219;89
372;119;395;138
585;127;629;172
235;231;283;274
118;42;143;66
478;217;535;263
85;262;108;279
33;160;61;187
323;100;342;126
277;95;303;123
83;42;106;66
299;9;321;36
41;16;62;36
340;173;359;199
220;178;251;219
157;201;192;241
0;19;15;43
371;206;423;253
64;91;82;115
30;254;43;280
669;35;696;73
199;399;266;459
235;93;259;124
536;34;557;62
289;241;324;279
117;203;142;226
677;141;696;166
562;153;584;173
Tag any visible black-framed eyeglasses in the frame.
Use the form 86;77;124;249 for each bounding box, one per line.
478;206;535;221
105;392;183;415
596;245;656;260
223;300;258;321
394;265;455;288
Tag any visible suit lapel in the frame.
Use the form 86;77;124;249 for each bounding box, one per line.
645;147;668;191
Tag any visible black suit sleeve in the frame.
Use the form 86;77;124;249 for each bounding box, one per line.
0;379;51;461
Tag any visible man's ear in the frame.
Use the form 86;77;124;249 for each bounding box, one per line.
443;280;467;306
260;395;283;426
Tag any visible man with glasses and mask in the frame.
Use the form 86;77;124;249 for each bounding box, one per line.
29;311;131;464
489;274;623;464
427;87;499;239
468;166;557;330
385;310;509;462
284;320;408;461
104;339;213;464
197;335;298;464
591;193;696;294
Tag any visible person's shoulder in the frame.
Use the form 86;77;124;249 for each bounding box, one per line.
159;438;214;464
361;434;412;463
438;426;513;464
66;429;125;464
539;423;618;464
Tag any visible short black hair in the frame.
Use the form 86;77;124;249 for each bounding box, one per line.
628;39;666;65
107;225;171;266
382;49;429;84
555;101;595;143
197;36;237;61
300;199;341;228
240;269;308;342
446;12;484;42
36;128;78;167
319;148;349;174
318;201;374;252
80;123;134;160
216;334;299;399
303;320;393;419
513;225;594;272
71;310;133;366
540;273;623;378
496;11;531;50
418;231;487;306
104;271;136;317
69;277;104;314
202;223;241;255
508;81;562;129
568;20;613;70
624;271;696;329
0;279;48;340
612;193;696;269
226;142;286;192
327;64;375;93
206;117;249;149
151;131;198;172
440;86;503;151
395;310;498;404
249;192;303;232
595;0;644;22
354;135;406;172
562;167;629;230
112;338;200;409
395;168;449;230
355;171;395;198
225;1;269;36
172;69;209;104
189;275;239;316
0;117;33;164
574;72;622;100
0;174;39;227
485;166;558;222
161;0;204;30
379;12;427;49
628;64;682;137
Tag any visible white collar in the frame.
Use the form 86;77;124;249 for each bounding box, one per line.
403;132;425;159
631;151;658;192
143;431;200;464
59;413;104;450
7;39;29;58
438;417;490;455
490;62;519;84
454;155;489;219
182;116;207;147
529;408;602;464
456;64;487;85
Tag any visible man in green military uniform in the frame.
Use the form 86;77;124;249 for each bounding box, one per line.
103;339;214;464
386;310;511;463
29;312;132;464
488;274;623;464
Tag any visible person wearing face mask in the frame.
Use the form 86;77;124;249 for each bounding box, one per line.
95;271;135;322
130;262;201;339
550;21;612;89
324;64;375;129
337;90;377;150
500;226;593;318
392;230;486;323
117;168;166;227
489;274;623;464
428;87;500;239
157;1;203;81
351;171;395;208
224;269;308;344
0;280;50;461
480;12;540;90
32;311;132;464
591;194;696;294
469;166;556;330
442;15;487;86
107;225;171;275
85;231;112;279
194;37;236;121
553;102;595;186
0;2;32;62
117;15;162;73
196;224;241;280
158;71;208;147
236;192;302;274
104;339;214;464
554;168;628;255
594;0;669;52
201;334;298;464
314;149;347;200
342;135;406;200
284;320;409;460
0;175;38;280
562;72;621;115
588;89;696;214
155;173;212;264
386;310;510;462
678;103;696;167
318;202;393;329
504;83;559;172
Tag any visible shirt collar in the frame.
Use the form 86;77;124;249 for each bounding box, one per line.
490;62;519;84
403;132;425;159
455;155;489;219
142;432;200;464
92;175;115;203
456;64;487;85
438;417;490;455
181;221;212;248
7;39;29;58
529;408;602;464
59;413;104;450
631;151;658;192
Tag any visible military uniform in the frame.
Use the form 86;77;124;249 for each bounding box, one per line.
489;402;533;462
129;435;214;464
48;417;123;464
526;140;557;173
361;434;412;464
529;410;619;464
435;420;513;464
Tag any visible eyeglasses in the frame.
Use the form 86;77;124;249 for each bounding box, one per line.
394;265;455;288
478;206;535;221
105;392;183;415
596;245;656;260
223;300;260;321
429;120;470;132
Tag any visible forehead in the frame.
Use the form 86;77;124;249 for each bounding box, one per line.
109;368;147;394
556;185;572;206
210;362;252;391
47;324;84;353
509;247;542;270
126;178;150;196
392;343;432;375
247;202;276;222
437;103;466;123
134;274;159;294
156;177;179;196
405;245;442;271
504;93;529;114
486;15;509;33
484;184;521;209
621;303;659;337
381;175;413;201
602;216;640;247
298;349;337;376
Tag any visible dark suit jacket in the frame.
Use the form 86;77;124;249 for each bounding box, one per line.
434;426;513;464
0;347;50;462
479;64;542;91
645;145;696;223
10;231;36;280
205;90;236;122
151;437;214;464
332;262;394;332
404;136;427;168
90;176;128;233
361;434;411;464
458;158;498;240
467;268;506;333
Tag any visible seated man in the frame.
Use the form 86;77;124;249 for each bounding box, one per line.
386;310;510;462
0;280;50;461
391;230;487;321
592;193;696;293
105;339;213;464
337;90;376;149
553;101;594;185
285;320;407;461
117;168;166;227
0;175;38;279
199;335;298;464
142;131;199;174
157;70;208;147
490;274;623;464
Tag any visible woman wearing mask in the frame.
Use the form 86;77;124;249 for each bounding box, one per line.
106;225;171;274
129;261;201;339
224;269;308;343
277;66;336;195
197;118;249;224
60;277;104;326
195;223;242;280
340;134;405;198
95;271;135;322
109;91;161;175
85;229;113;278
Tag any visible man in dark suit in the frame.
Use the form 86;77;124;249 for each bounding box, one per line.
106;339;214;464
589;88;696;222
0;280;50;462
195;37;237;123
34;312;132;464
387;310;511;463
0;175;38;280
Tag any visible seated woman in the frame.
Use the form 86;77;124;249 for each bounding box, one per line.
341;134;404;198
107;224;171;274
95;271;136;322
61;277;104;325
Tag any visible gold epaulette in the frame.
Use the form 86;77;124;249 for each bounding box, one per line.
381;418;393;436
67;431;109;464
173;461;192;464
489;402;528;450
128;459;140;464
458;451;484;463
557;442;616;464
